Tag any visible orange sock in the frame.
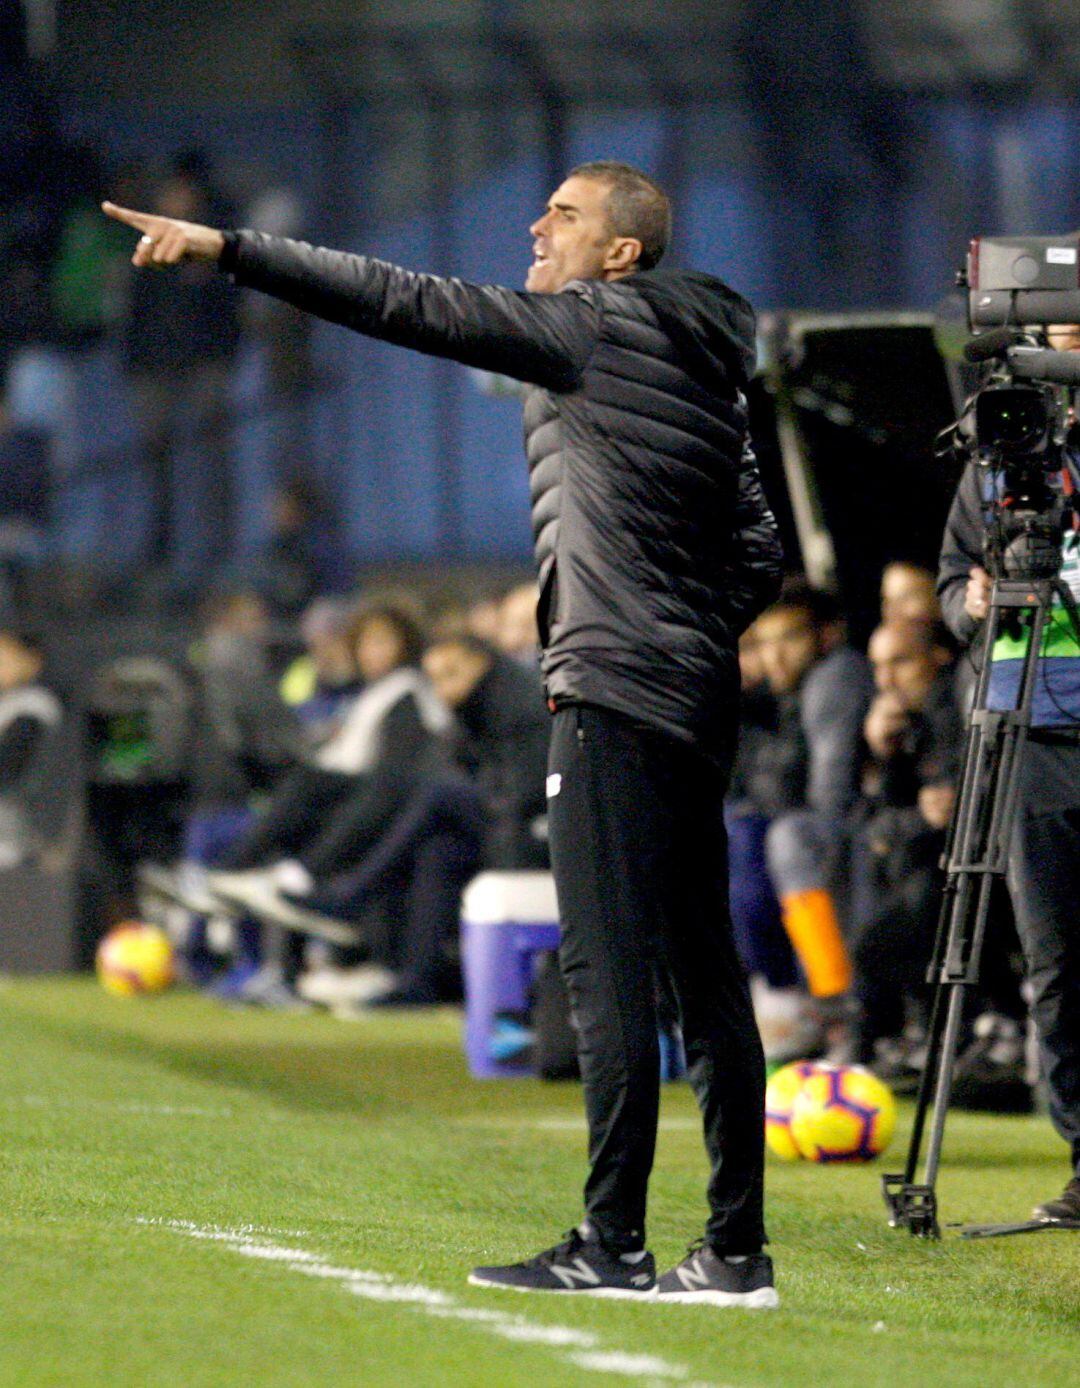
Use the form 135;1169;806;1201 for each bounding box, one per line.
779;888;853;998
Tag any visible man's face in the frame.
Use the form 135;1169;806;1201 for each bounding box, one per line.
0;636;40;692
423;644;490;710
355;617;406;683
754;609;820;695
527;175;622;293
1047;324;1080;353
868;623;942;711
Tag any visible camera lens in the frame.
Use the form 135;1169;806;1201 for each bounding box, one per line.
974;385;1049;454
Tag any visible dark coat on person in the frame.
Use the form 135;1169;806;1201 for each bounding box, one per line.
452;653;550;869
190;631;302;810
221;234;784;754
740;647;873;821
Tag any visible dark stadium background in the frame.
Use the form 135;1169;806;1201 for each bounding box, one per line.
10;0;1080;581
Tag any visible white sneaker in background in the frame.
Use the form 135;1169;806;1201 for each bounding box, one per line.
299;964;398;1008
269;859;314;896
751;980;819;1064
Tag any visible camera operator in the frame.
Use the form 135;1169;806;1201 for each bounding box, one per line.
938;324;1080;1221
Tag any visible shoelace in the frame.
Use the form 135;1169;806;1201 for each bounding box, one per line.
536;1229;587;1267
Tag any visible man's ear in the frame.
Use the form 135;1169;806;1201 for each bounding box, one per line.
603;237;643;276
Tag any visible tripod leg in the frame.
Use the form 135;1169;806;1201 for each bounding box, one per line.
923;983;968;1196
901;879;964;1185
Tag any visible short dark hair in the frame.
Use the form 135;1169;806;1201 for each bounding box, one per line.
570;161;671;271
770;577;842;630
0;625;46;659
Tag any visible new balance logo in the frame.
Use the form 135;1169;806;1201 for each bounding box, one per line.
551;1257;602;1289
630;1272;652;1287
676;1256;713;1291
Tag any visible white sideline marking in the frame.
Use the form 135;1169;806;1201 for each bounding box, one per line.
139;1218;711;1384
572;1351;699;1376
136;1217;310;1239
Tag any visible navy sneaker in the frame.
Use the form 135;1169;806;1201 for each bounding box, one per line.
655;1242;778;1308
469;1225;656;1297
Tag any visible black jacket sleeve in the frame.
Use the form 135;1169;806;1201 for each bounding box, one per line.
223;232;601;392
718;441;784;636
938;467;985;648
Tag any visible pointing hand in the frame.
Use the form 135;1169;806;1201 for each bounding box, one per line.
101;201;226;268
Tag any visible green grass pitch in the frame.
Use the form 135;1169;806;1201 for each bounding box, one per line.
1;977;1077;1387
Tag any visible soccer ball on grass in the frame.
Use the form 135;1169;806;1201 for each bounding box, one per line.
766;1061;896;1162
790;1063;896;1162
95;922;176;997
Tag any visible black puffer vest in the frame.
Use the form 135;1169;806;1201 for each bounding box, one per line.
523;271;781;747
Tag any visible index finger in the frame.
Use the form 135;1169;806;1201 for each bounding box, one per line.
101;202;154;233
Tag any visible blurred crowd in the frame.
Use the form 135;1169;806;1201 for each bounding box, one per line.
0;527;1034;1103
62;578;546;1013
1;67;336;610
730;562;1029;1109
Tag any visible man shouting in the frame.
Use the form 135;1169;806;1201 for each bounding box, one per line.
104;159;783;1306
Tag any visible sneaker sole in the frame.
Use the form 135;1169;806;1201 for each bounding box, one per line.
210;885;361;948
137;867;232;919
653;1287;779;1309
467;1274;654;1299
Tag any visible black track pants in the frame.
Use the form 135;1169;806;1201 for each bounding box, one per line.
546;704;767;1255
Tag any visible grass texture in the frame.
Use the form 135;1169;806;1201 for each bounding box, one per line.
0;977;1077;1387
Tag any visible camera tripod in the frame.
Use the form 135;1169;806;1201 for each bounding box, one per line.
882;571;1072;1239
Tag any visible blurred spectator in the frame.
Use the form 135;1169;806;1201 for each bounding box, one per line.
122;150;241;583
880;561;941;627
3;136;140;583
50;147;132;352
249;475;354;619
232;184;315;532
297;630;550;1011
852;619;1028;1103
466;592;504;644
726;624;802;1056
746;581;873;1058
202;601;454;1003
849;619;960;1066
495;582;541;668
423;633;549;869
279;597;361;748
0;625;64;869
137;585;303;984
190;586;303;815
